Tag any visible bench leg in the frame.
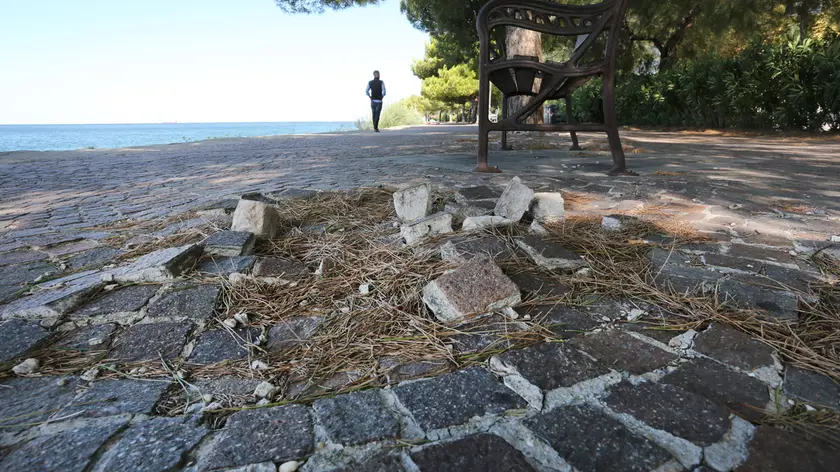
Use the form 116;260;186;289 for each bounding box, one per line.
476;74;501;173
603;74;636;176
500;95;511;151
565;96;582;151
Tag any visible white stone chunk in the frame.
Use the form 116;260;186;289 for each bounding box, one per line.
393;183;433;222
231;199;280;240
13;358;40;376
461;216;514;232
254;381;280;399
108;244;203;284
515;236;586;271
602;216;623;231
529;220;549;236
530;192;565;223
494;177;535;222
400;212;453;245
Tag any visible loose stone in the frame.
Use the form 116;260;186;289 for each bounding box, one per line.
461;216;514;232
400;212;453;245
203;230;256;256
529;192;565;223
515;236;586;271
254;381;280;399
231;199;281;240
494;176;534;222
12;358;40;376
393;183;433;222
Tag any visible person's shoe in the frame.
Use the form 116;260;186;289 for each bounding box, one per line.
374;129;380;133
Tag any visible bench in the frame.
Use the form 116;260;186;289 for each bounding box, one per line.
476;0;633;175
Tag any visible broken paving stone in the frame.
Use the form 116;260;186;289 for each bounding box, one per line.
718;277;799;320
0;261;58;287
0;421;127;472
379;357;451;381
0;250;48;267
55;323;117;351
231;199;281;240
189;327;261;364
146;284;220;321
252;257;309;278
330;453;407;472
444;200;495;222
0;319;51;364
783;366;840;411
65;379;171;417
313;389;400;446
494;342;610;391
109;321;192;361
43;240;100;257
199;404;313;470
453;186;500;204
621;322;684;345
393;183;433;223
203;230;256;257
0;275;102;320
525;404;673;472
400;212;453;245
422;256;520;323
605;380;731;446
0;376;80;428
738;426;840;472
663;358;770;421
461;216;514;232
727;244;795;265
522;305;598;339
70;284;159;320
107;244;203;283
267;316;323;351
529;192;565;223
410;434;535;472
515;236;586;271
196;256;256;276
66;246;124;270
692;323;775;372
393;367;526;431
506;271;571;298
494;176;534;223
439;234;515;264
572;330;676;375
92;417;208;472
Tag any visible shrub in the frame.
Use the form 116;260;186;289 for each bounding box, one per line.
354;99;425;130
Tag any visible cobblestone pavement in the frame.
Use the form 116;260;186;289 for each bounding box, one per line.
1;127;839;471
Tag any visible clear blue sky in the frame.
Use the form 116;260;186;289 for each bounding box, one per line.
0;0;429;124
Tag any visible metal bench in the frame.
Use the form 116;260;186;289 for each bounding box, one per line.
476;0;633;175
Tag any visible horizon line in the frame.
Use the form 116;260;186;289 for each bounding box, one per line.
0;120;357;127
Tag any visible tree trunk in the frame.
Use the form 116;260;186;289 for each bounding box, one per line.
506;27;544;124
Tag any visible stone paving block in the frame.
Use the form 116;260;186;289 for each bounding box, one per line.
196;256;256;275
0;275;102;320
190;377;263;398
718;277;799;320
529;192;565;223
331;453;407;472
506;272;571;298
422;256;520;323
728;244;795;264
663;358;770;420
231;199;281;240
783;366;840;411
0;284;22;303
204;230;256;257
66;379;170;417
70;284;159;320
92;416;208;472
0;319;51;363
55;323;117;351
523;304;598;339
0;421;127;472
761;264;820;294
66;246;124;270
400;212;452;245
43;239;100;257
267;316;323;351
446;314;529;355
494;342;610;391
0;261;58;287
313;389;400;445
410;434;535;472
0;377;80;428
439;234;515;263
393;183;432;222
604;380;731;446
146;284;220;321
494;176;534;222
393;367;526;431
692;324;775;371
444;200;495;222
189;327;261;364
621;322;684;344
109;321;192;361
515;236;586;270
252;257;309;278
738;425;840;472
380;357;452;382
461;215;514;232
572;330;677;375
0;250;47;267
525;404;673;472
453;186;500;204
200;404;313;469
108;244;203;283
701;253;763;272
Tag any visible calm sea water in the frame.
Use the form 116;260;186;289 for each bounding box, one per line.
0;122;356;152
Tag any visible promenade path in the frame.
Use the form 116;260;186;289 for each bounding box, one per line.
1;126;838;471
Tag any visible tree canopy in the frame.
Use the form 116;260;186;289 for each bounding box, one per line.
273;0;380;14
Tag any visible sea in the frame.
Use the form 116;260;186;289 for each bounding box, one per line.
0;122;356;152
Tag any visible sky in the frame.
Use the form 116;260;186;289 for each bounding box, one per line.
0;0;430;124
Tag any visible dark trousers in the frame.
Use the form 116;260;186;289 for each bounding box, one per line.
371;101;383;130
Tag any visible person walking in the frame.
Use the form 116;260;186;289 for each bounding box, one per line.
366;71;386;132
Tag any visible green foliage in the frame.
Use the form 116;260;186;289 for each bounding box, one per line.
421;64;478;105
572;31;840;131
273;0;380;14
355;98;425;130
